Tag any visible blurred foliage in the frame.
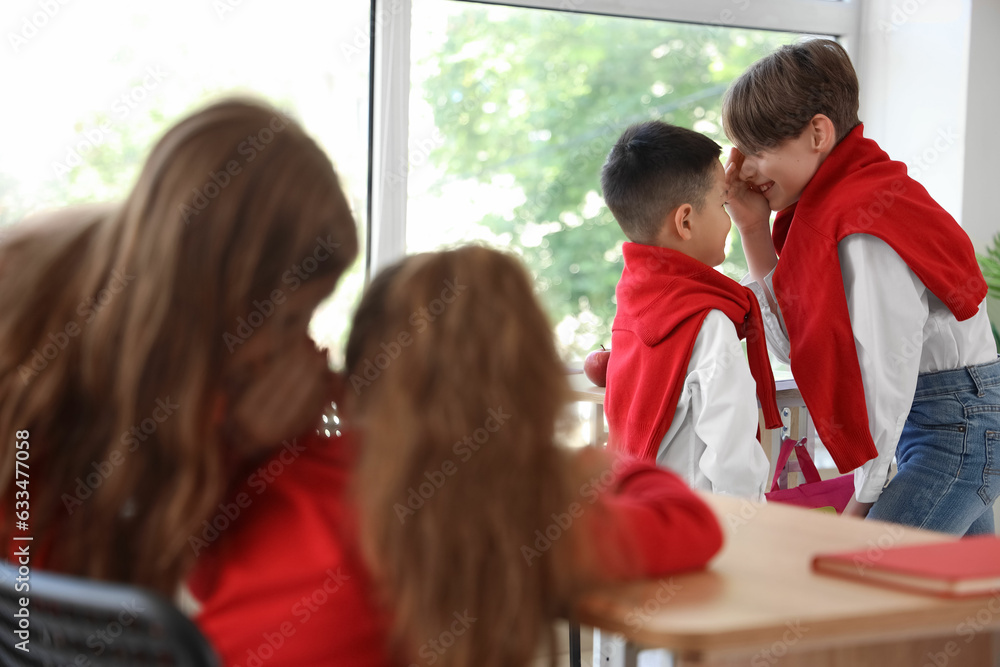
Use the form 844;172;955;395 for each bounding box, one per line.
0;84;170;226
979;233;1000;294
977;232;1000;349
0;83;300;221
420;4;798;358
0;172;26;228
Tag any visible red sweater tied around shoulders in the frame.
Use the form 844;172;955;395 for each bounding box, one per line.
770;123;987;474
606;243;782;461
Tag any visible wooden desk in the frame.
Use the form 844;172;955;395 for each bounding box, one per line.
577;494;1000;666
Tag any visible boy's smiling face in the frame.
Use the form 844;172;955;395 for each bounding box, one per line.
737;117;832;212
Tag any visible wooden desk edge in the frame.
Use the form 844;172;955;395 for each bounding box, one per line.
575;494;1000;658
576;599;1000;658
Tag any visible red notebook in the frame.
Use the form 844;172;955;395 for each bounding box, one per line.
812;535;1000;598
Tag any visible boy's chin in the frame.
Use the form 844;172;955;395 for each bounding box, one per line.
772;195;801;213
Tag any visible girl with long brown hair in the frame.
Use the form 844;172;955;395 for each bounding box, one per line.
0;99;368;654
343;246;723;667
2;98;720;666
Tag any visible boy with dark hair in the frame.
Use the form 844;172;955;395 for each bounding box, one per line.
600;120;782;500
723;38;998;533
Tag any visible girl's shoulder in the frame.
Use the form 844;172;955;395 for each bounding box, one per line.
189;430;391;665
234;429;358;519
189;430;360;579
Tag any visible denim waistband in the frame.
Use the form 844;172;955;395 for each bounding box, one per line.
914;356;1000;398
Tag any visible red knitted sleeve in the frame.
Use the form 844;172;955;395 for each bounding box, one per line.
585;457;724;580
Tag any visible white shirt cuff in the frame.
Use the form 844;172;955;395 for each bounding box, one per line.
740;271;791;364
852;413;906;502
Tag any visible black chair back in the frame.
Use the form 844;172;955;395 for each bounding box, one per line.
0;561;219;666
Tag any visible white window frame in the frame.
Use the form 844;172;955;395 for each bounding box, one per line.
367;0;863;275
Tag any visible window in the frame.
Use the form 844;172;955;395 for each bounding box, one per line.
2;0;861;374
403;0;837;376
0;0;370;365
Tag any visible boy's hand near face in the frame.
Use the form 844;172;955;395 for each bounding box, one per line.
724;147;779;286
723;148;770;233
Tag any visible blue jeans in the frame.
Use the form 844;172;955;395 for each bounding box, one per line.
867;357;1000;536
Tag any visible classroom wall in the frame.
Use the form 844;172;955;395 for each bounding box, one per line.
859;0;999;343
962;0;1000;531
859;0;998;254
857;0;972;229
962;0;1000;253
963;0;1000;350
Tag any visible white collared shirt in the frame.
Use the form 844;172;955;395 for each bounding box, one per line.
655;309;771;501
746;234;996;502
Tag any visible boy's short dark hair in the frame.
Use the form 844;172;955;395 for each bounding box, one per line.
600;121;721;245
722;38;861;155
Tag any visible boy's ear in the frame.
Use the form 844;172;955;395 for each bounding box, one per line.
672;204;694;241
809;114;836;153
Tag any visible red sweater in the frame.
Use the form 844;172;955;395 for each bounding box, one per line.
607;243;782;461
188;433;390;667
771;124;987;474
189;432;723;666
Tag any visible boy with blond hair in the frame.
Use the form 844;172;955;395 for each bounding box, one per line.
723;39;998;533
